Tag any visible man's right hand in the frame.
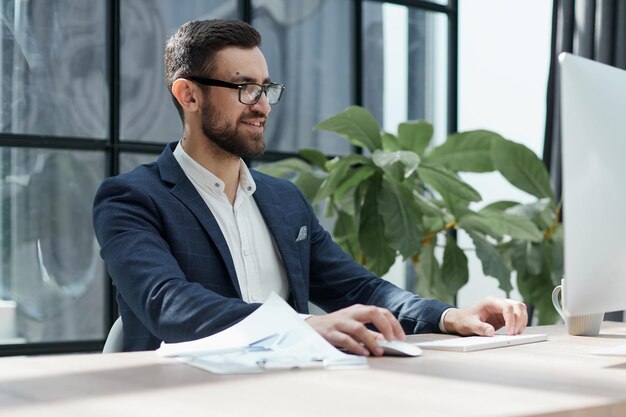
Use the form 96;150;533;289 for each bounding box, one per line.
305;304;406;356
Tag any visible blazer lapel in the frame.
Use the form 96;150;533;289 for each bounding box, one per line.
252;175;306;312
157;143;241;297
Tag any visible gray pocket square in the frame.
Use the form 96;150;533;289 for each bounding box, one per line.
295;226;308;242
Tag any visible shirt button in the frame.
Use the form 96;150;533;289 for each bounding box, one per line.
247;186;252;191
214;182;220;188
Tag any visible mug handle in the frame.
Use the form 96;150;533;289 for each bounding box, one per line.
551;285;564;319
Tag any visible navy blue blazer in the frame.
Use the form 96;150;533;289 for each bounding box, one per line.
93;142;452;351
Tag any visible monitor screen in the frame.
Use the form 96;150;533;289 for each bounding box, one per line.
560;52;626;316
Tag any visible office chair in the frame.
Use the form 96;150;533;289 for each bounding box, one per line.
102;316;124;353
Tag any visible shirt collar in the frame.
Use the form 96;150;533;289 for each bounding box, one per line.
173;140;256;198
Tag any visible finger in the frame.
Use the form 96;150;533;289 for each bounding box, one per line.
357;307;405;342
329;330;371;356
337;320;383;356
475;321;495;337
512;302;528;334
497;301;516;335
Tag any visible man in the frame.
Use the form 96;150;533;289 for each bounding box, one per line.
93;19;527;355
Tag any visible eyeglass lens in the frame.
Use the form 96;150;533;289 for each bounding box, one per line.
240;84;283;105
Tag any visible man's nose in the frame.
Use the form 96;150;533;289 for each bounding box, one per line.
250;91;271;115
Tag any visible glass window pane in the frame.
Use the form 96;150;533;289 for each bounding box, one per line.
363;3;448;144
0;1;108;138
120;0;239;142
120;152;160;174
0;148;106;344
253;0;354;155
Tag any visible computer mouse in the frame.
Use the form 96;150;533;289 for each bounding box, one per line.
375;339;423;357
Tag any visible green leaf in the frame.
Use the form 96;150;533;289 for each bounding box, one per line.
441;234;469;295
314;154;370;204
423;215;445;232
469;231;512;294
255;157;315;179
505;198;554;229
333;210;360;260
382;132;401;151
298;148;328;169
425;130;503;172
334;165;377;203
492;139;555;200
378;175;423;258
479;201;521;214
516;267;561;325
415;239;454;304
526;242;543;275
372;150;420;181
315;105;382;152
293;171;325;202
458;212;502;239
477;211;544;242
397;121;433;155
418;162;482;204
359;177;397;276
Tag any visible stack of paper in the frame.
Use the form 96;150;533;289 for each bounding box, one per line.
156;293;367;374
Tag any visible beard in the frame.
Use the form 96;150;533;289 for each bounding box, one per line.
200;100;266;159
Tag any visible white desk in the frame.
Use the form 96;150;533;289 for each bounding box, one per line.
1;323;626;417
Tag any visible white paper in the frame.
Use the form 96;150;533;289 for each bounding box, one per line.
156;293;367;373
591;344;626;356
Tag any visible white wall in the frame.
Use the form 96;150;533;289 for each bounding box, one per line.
456;1;552;307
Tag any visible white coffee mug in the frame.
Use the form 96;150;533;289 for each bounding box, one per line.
0;300;17;339
552;279;604;336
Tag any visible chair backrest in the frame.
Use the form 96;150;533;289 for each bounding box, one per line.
102;316;124;353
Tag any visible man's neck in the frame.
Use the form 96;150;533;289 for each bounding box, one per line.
180;135;241;205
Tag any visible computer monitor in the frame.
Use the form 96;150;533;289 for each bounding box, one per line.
560;52;626;316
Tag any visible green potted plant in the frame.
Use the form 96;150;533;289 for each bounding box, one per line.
259;105;562;324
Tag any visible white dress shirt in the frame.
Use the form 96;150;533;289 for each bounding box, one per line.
173;142;289;304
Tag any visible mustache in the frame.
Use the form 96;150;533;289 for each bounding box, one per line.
240;111;268;120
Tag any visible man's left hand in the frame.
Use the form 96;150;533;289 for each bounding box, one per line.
443;297;528;336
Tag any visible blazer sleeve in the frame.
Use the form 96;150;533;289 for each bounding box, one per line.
93;174;259;344
295;185;453;334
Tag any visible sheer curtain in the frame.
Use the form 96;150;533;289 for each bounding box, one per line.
543;0;626;321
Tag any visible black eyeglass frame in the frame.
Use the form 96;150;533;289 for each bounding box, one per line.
186;77;285;105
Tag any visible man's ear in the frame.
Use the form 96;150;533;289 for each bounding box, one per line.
172;79;201;113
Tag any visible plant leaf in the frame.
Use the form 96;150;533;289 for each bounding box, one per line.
255;157;315;179
294;171;325;202
382;132;401;151
333;210;361;261
492;138;555;200
479;201;521;214
359;177;397;276
315;105;382;152
516;267;561;325
314;154;370;204
397;121;433;155
458;212;502;239
298;148;328;169
477;211;544;242
469;231;512;294
333;165;377;202
372;150;420;181
378;175;423;259
418;162;482;204
425;130;503;172
441;234;469;295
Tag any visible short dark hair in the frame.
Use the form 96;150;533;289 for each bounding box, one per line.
164;19;262;120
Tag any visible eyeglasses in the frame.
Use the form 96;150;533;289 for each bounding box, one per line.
186;77;285;105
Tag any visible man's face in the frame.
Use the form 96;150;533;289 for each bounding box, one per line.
200;46;272;159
